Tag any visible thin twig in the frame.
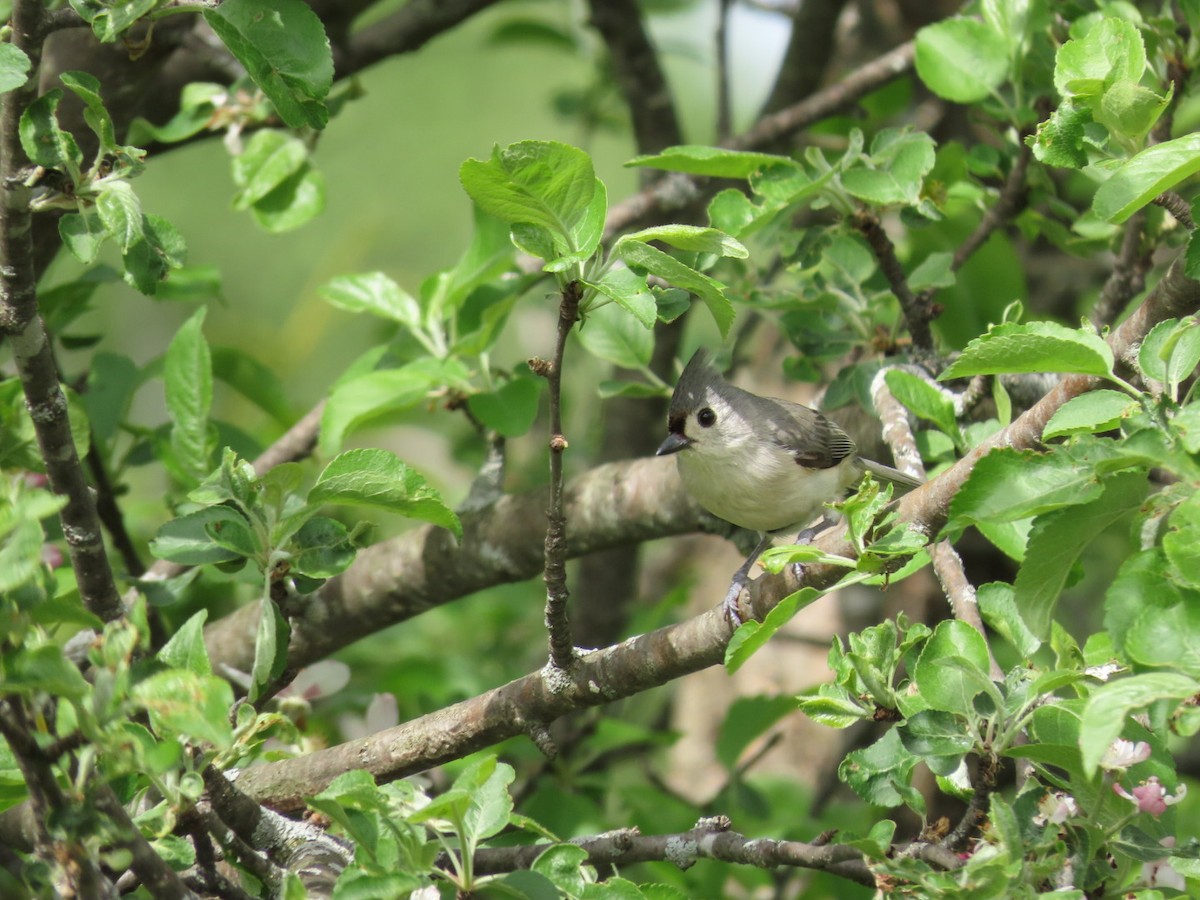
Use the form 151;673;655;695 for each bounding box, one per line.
715;0;733;141
1153;191;1195;231
948;135;1033;273
87;433;146;577
854;209;935;354
1091;211;1150;327
536;282;582;670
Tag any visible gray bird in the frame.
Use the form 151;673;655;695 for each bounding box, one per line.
656;349;921;623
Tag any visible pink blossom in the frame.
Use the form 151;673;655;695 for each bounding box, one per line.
1113;776;1187;817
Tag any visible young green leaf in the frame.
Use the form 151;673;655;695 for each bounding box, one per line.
20;89;82;175
96;180;145;253
0;44;30;95
309;448;463;540
1092;133;1200;223
291;517;356;579
157;611;212;677
883;369;962;445
617;240;733;336
249;598;291;703
319;358;469;456
164;307;214;480
576;298;654;370
618;224;748;259
914;18;1008;104
1013;473;1147;639
211;346;293;426
977;582;1041;657
466;377;541;438
204;0;333;130
939;321;1114;380
59;212;107;265
87;0;155;41
460;140;595;245
134;670;235;750
912;620;993;715
149;507;246;566
319;271;422;329
1042;389;1133;439
248;165;325;233
232;130;309;210
59;70;116;152
123;213;187;295
583;267;657;329
1054;17;1146;101
839;729;925;814
625;144;787;178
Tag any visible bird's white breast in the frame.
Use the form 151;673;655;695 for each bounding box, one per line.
676;440;860;533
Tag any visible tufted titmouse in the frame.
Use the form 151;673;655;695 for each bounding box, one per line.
656;349;920;623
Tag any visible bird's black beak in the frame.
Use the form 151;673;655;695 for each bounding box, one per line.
656;432;691;456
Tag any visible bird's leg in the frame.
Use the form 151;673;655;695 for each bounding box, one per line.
790;513;837;581
722;532;772;626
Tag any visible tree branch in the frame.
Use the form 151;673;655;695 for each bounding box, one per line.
0;0;123;622
853;208;935;353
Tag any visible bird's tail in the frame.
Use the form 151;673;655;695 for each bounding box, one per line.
859;458;923;491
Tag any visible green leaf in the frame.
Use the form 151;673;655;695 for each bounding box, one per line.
883;369;961;443
157;611;212;677
1079;673;1199;775
0;44;30;95
203;0;333;130
948;446;1111;529
617;240;733;336
249;599;290;703
87;0;155;41
467;377;540;438
1054;17;1146;100
913;620;993;715
96;180;144;253
149;507;245;566
163;307;213;480
897;709;974;773
584;267;657;329
59;70;116;152
531;845;588;897
231;130;309;210
3;644;89;700
291;517;356;579
625;145;788;178
59;212;107;265
319;271;421;328
1013;473;1147;639
19;89;82;173
725;587;821;673
123;214;187;295
839;729;924;814
977;582;1041;657
619;224;748;258
248;165;325;233
310;448;462;540
914;18;1009;104
1096;79;1170;143
319;358;468;457
460;140;596;244
1030;101;1090;169
1092;133;1200;223
576;298;653;369
795;683;872;728
133;670;235;750
940;321;1114;380
843;131;936;207
84;351;139;443
908;252;955;291
716;696;795;769
1164;493;1200;589
1124;592;1200;677
211;346;292;426
1042;389;1134;439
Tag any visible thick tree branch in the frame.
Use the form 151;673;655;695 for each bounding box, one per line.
761;0;848;115
203;456;708;677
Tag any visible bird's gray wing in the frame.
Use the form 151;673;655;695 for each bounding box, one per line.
752;394;857;469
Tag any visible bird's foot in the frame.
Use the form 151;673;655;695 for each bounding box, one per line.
721;575;748;627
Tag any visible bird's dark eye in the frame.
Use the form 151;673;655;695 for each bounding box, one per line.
697;407;717;427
